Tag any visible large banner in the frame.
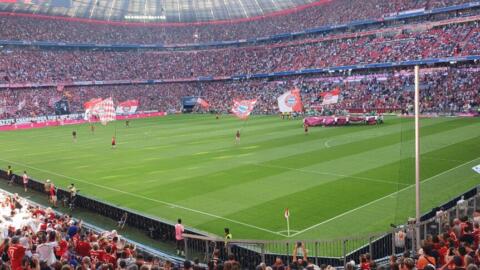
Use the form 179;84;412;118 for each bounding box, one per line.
116;100;139;115
196;98;210;109
320;88;341;105
277;88;303;113
231;99;257;119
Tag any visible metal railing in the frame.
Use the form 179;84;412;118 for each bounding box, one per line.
182;186;480;268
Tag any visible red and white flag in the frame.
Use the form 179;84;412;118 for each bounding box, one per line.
277;88;303;113
97;98;116;125
197;98;210;109
83;98;103;121
116;100;139;115
320;88;341;105
83;98;116;125
284;208;290;219
231;99;257;119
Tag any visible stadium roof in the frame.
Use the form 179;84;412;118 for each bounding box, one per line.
0;0;318;23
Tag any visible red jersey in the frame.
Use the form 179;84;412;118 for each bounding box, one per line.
33;209;46;216
22;174;28;184
360;262;370;270
55;239;68;258
76;241;91;257
90;249;106;262
8;244;26;270
103;253;117;265
112;138;116;145
49;186;56;196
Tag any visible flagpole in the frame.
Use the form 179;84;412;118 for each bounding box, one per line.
287;216;290;237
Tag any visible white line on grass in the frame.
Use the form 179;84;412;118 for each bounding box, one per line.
288;157;480;237
249;163;409;187
0;158;286;237
324;140;332;148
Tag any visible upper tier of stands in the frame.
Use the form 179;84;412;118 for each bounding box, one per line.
1;20;479;84
0;0;476;45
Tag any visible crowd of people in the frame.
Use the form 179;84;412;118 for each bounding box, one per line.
0;66;478;120
0;0;475;44
1;20;479;84
0;191;185;270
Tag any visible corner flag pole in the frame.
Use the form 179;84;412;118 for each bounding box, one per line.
285;208;290;237
414;65;421;250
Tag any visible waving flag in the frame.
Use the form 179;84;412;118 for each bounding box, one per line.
277;88;303;113
320;88;341;105
116;100;139;115
231;99;257;119
196;98;210;109
83;98;103;121
284;208;290;219
96;98;116;125
83;98;116;125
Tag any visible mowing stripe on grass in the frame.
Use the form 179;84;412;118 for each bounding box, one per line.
288;157;480;237
0;158;286;237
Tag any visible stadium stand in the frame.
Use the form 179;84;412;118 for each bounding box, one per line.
0;0;477;44
1;20;480;83
0;189;186;270
0;66;478;120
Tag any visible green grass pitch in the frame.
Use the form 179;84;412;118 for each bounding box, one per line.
0;115;478;241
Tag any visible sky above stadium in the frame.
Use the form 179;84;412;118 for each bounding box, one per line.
0;0;318;23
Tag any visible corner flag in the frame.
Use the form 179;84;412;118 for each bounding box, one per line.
284;208;290;236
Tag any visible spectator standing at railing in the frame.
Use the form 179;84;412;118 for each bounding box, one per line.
49;182;58;208
22;171;29;193
174;219;185;257
6;166;12;184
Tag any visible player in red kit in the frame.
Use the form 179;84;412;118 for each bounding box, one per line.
304;123;309;135
111;136;116;149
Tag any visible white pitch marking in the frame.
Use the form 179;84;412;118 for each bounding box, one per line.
249;163;409;187
324;140;332;148
0;158;284;237
288;157;480;237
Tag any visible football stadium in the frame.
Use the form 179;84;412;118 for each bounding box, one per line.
0;0;479;269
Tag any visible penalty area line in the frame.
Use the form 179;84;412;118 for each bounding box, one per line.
288;157;480;238
0;158;285;237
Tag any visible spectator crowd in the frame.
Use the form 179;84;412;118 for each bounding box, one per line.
0;191;183;270
1;21;480;84
0;67;478;120
0;0;475;44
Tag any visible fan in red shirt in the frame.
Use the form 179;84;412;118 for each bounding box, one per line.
75;235;91;257
8;237;26;270
90;244;106;262
102;246;117;265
